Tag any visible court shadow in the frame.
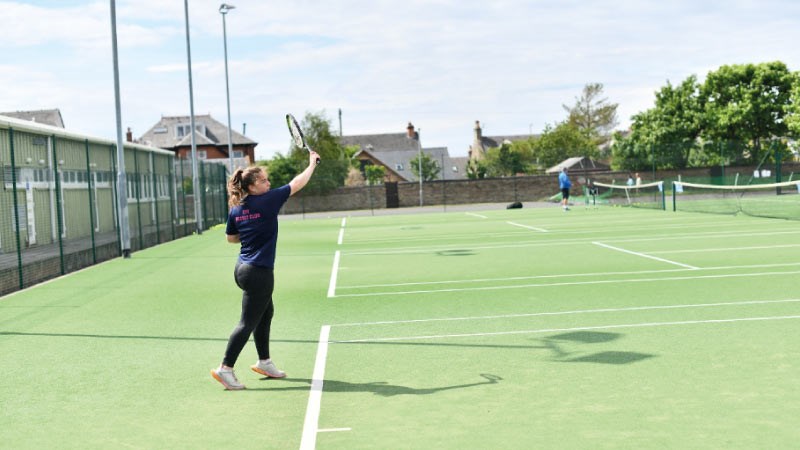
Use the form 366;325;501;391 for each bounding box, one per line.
435;249;475;256
247;373;503;396
546;331;621;344
562;351;655;365
534;332;657;365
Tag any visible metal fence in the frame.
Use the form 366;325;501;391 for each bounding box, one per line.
0;117;227;296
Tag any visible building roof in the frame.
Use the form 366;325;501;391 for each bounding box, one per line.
139;114;256;149
480;134;534;149
355;147;467;181
0;109;65;128
340;132;420;153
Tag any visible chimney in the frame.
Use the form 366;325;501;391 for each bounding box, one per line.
406;122;416;139
126;127;133;142
474;120;482;141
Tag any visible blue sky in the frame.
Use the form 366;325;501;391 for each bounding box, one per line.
2;0;800;160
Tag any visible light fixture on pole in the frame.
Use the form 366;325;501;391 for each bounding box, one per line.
219;3;236;174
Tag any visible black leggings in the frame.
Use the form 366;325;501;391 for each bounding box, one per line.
222;262;275;367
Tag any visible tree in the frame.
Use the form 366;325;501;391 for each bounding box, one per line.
612;76;704;170
364;164;386;185
466;158;487;179
265;153;301;187
276;111;349;195
702;61;795;164
782;73;800;138
563;83;619;146
483;142;525;177
409;152;441;181
532;121;596;169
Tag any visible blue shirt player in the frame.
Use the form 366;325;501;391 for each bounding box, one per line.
558;167;572;211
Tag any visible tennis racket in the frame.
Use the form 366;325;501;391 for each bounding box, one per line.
286;113;320;165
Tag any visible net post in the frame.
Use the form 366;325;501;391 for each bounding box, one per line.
672;182;677;212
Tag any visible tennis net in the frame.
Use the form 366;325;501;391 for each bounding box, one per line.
589;181;666;210
672;180;800;220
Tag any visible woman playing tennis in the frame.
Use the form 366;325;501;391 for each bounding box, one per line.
212;150;319;390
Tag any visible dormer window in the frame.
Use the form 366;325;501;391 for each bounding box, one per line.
395;163;404;171
176;124;206;138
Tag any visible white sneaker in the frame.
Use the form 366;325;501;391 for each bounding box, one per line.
251;359;286;378
211;367;245;390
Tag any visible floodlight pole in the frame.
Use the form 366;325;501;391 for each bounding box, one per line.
220;3;236;175
417;128;423;206
109;0;131;258
184;0;203;234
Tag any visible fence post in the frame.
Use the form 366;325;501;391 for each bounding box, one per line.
169;155;176;241
9;128;24;289
52;135;65;274
134;148;143;249
151;154;160;244
85;139;97;264
110;144;121;256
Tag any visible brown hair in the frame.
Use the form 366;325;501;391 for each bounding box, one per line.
227;166;265;207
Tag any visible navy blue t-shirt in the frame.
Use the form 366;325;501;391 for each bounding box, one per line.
225;184;291;268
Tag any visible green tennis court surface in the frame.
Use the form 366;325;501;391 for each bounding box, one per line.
2;205;799;448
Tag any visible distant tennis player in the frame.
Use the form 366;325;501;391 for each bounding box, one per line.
211;150;319;390
559;167;572;211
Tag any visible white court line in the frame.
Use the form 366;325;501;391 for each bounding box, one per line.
593;241;698;269
650;243;800;254
337;262;800;290
332;269;800;298
332;315;800;343
337;218;346;245
332;298;800;327
465;212;488;219
300;325;331;450
507;221;548;232
328;251;340;298
342;229;800;256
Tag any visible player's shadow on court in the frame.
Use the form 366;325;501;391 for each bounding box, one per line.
248;373;502;396
536;331;656;365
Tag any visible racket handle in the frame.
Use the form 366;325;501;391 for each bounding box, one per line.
315;157;321;165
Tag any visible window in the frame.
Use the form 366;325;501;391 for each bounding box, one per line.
233;150;244;158
176;124;206;138
198;151;207;160
395;163;404;171
452;166;459;172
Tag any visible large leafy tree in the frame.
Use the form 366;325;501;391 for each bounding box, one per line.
563;82;619;146
702;61;795;164
613;76;704;170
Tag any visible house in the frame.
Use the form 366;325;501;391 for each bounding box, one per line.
468;120;534;161
0;109;65;128
342;122;467;182
138;114;256;170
